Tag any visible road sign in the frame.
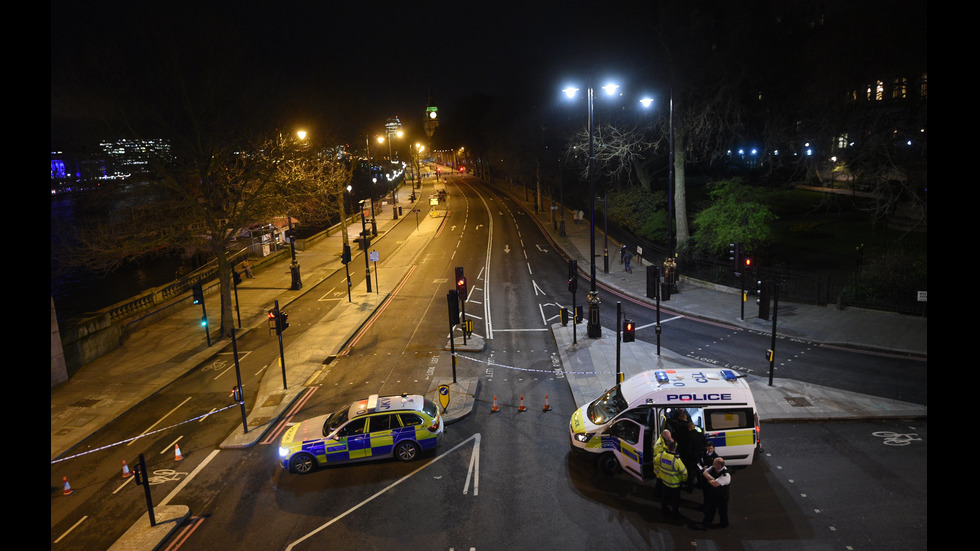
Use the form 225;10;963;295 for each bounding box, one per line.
369;250;380;262
438;384;450;412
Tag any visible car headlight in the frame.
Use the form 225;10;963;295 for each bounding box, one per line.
279;447;290;457
573;432;593;443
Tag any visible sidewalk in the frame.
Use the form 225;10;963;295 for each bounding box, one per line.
52;168;926;550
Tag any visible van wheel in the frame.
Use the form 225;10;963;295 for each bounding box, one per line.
597;452;621;475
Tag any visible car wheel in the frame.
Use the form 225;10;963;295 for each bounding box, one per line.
394;440;420;462
598;452;621;475
289;453;316;474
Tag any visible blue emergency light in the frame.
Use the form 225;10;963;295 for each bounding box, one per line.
655;371;670;384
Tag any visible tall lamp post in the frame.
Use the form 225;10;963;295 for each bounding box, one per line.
563;80;654;339
364;136;378;236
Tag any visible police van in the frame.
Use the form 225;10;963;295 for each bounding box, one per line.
568;368;760;481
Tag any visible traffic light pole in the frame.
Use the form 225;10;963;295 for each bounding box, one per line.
231;327;248;434
615;301;621;384
768;282;779;386
275;299;287;390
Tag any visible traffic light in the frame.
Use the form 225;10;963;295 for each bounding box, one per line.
574;305;583;323
276;311;289;334
201;315;208;328
455;267;467;297
233;270;242;285
192;283;204;304
341;244;351;264
560;307;569;325
729;242;741;272
756;279;770;320
623;319;635;342
743;256;753;271
447;289;460;325
766;348;774;362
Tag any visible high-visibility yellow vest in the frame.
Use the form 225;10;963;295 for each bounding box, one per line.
655;451;687;488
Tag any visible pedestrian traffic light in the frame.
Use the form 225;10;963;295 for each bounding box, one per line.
574;305;583;323
623;319;635;342
233;270;242;285
192;283;204;304
341;244;351;264
568;276;577;293
201;315;208;328
276;311;289;334
766;348;774;362
560;307;569;325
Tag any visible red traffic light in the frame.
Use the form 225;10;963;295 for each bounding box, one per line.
743;258;752;268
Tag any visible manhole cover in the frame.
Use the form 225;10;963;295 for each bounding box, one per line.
785;396;813;407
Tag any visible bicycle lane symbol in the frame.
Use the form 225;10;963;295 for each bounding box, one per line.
146;468;189;485
872;431;922;446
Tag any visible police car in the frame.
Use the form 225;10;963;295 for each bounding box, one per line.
279;393;444;474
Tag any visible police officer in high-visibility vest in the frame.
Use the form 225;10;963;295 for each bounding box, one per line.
655;440;688;519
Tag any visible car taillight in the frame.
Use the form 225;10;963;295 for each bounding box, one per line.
428;415;441;432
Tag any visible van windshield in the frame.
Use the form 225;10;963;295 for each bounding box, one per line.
587;386;628;424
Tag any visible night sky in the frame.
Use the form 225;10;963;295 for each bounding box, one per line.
51;1;671;148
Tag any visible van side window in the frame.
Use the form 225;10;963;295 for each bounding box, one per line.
705;408;752;430
609;420;640;445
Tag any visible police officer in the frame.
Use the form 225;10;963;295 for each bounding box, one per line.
700;457;731;529
655;440;687;519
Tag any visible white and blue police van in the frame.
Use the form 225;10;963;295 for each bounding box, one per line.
569;368;761;481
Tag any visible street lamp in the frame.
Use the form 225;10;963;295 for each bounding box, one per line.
364;136;378;236
287;129;308;290
562;80;654;338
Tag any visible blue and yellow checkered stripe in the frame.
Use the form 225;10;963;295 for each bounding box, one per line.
304;426;439;464
706;428;756;448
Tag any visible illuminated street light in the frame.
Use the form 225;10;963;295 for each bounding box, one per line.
563;80;655;338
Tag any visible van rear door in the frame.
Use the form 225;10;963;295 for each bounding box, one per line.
703;406;757;466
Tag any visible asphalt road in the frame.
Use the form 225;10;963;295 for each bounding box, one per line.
50;177;927;550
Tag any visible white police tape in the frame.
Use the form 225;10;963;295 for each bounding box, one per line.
455;353;612;376
51;403;239;465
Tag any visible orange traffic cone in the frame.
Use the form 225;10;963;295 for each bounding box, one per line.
122;460;131;478
491;395;499;413
518;394;527;412
174;444;183;461
542;395;551;412
63;476;74;495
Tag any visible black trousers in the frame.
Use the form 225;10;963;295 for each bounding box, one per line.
661;484;682;515
702;494;729;527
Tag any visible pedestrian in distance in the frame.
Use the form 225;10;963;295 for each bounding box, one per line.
241;258;254;278
624;250;633;273
654;440;688;519
700;457;731;529
620;243;627;264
